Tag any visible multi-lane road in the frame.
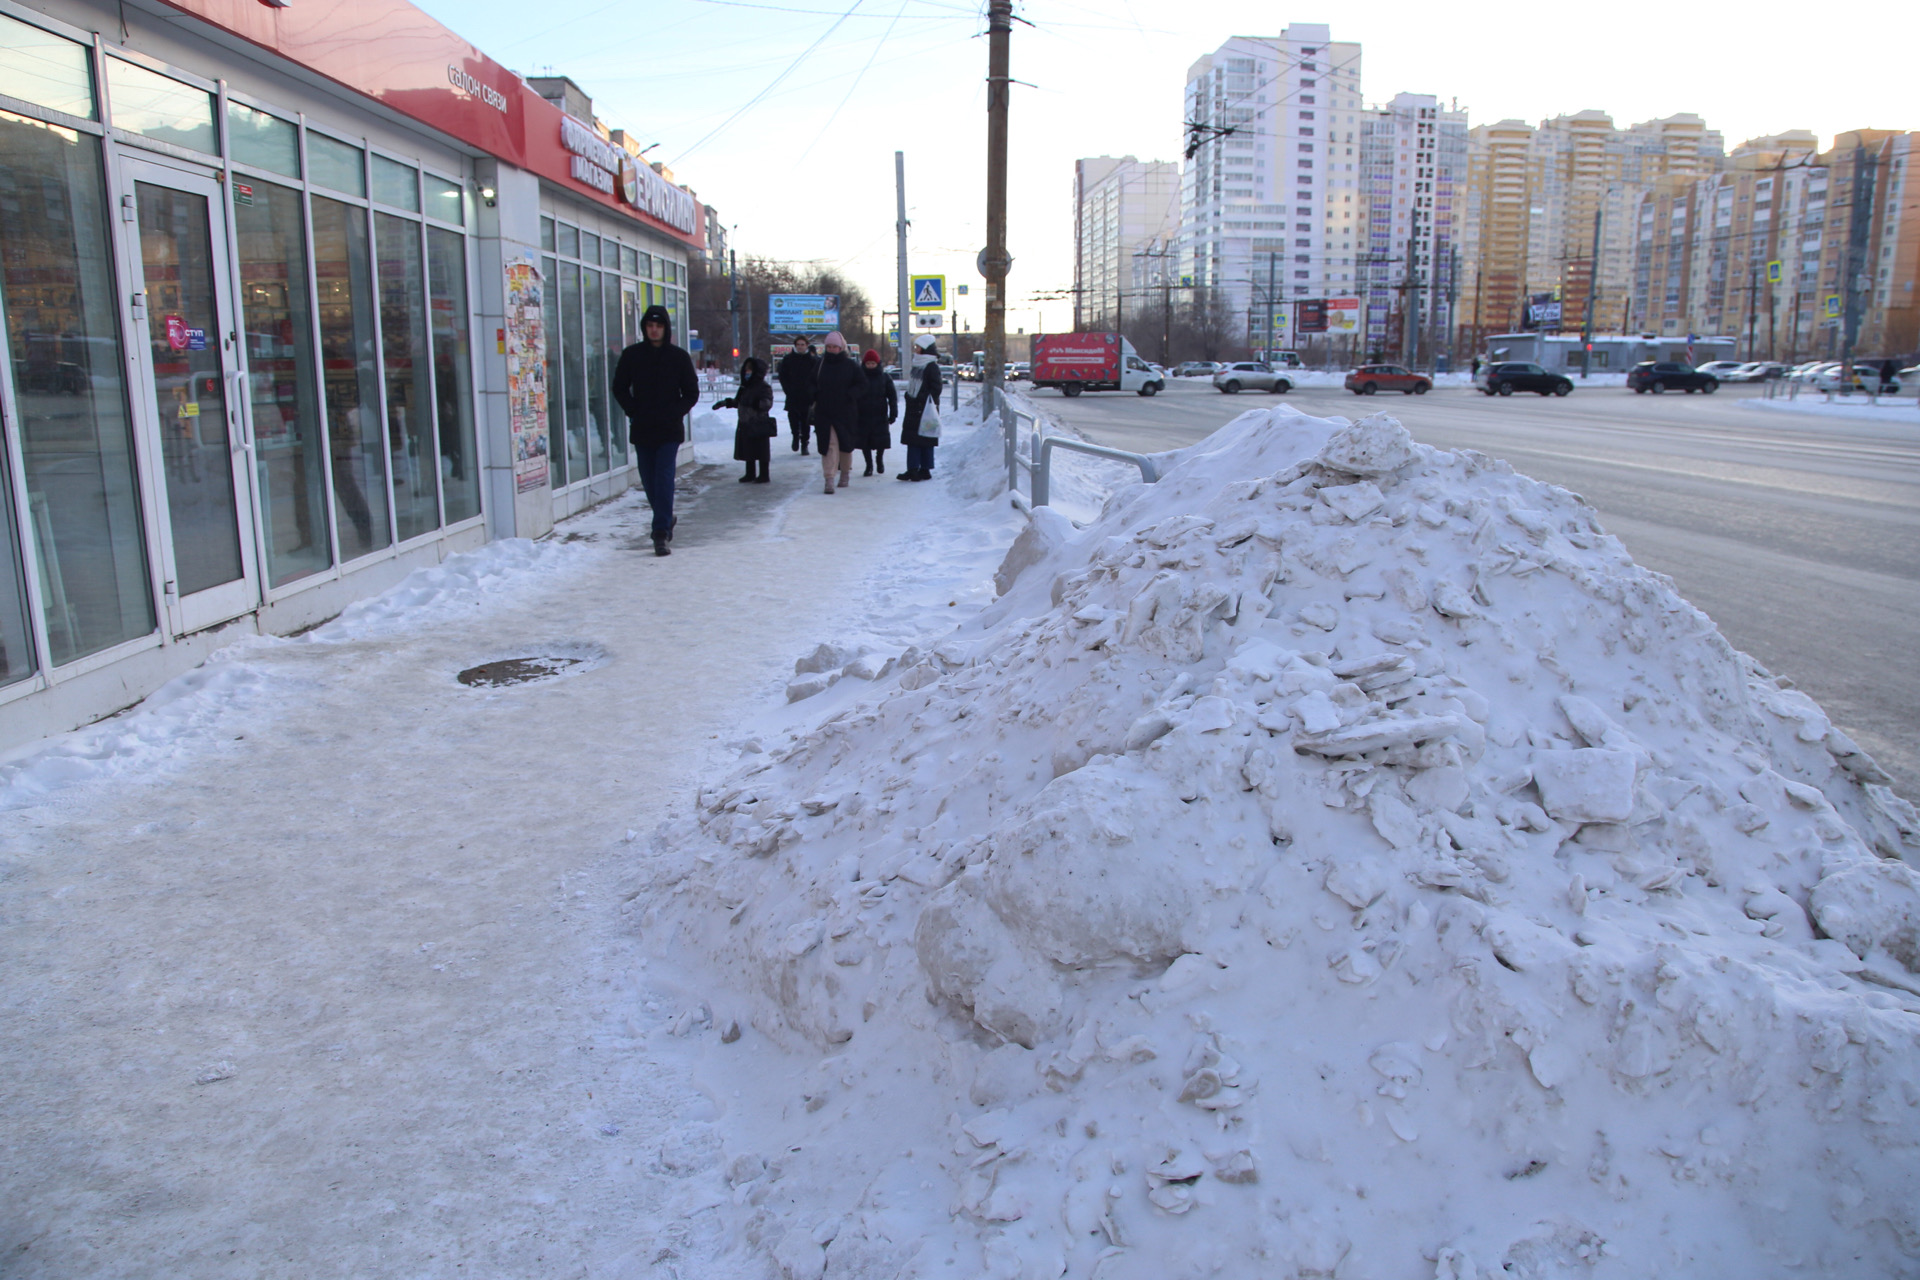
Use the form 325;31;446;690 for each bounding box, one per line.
1027;377;1920;801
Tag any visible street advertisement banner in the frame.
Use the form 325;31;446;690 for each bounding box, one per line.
1326;296;1361;334
1295;298;1327;334
504;260;549;494
769;294;840;333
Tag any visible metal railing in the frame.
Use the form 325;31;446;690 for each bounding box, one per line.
989;386;1160;515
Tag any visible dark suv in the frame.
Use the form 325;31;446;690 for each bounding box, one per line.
1627;361;1718;394
1476;361;1573;396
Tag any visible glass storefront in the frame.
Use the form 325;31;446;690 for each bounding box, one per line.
0;8;487;701
0;107;154;670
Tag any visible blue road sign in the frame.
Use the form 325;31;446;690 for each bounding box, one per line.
910;275;945;311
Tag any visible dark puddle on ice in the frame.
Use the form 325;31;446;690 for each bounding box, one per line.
457;652;598;688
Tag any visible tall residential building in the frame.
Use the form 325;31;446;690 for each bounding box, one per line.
1072;156;1182;330
1631;130;1920;359
1177;24;1364;349
1355;92;1468;363
1460;112;1723;352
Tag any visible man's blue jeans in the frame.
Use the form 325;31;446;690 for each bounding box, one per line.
633;441;678;536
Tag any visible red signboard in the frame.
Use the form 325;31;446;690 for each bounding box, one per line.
155;0;701;246
1032;332;1119;382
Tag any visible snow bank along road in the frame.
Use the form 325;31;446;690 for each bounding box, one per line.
3;395;1919;1277
1042;379;1920;802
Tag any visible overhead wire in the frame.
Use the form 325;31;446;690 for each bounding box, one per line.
667;0;869;167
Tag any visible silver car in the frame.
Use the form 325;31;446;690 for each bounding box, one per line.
1212;361;1294;394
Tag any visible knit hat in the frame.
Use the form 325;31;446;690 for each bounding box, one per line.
914;333;938;352
823;331;847;350
862;349;881;365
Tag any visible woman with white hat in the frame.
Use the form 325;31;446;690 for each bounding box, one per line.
898;333;943;481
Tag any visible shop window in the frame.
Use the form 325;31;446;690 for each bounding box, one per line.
540;216;555;253
557;223;579;259
636;251;652;279
557;260;587;483
541;254;564;488
427;228;478;523
371;156;419;213
227;101;297;178
0;109;153;665
375;213;436;540
307;133;366;198
583;268;609;474
582;232;601;266
605;277;627;465
234;179;328;587
310;195;390;558
104;58;214;154
621;246;638;276
0;13;96;120
0;433;31;686
425;175;463;226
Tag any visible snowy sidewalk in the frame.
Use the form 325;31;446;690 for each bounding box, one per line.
0;413;1018;1278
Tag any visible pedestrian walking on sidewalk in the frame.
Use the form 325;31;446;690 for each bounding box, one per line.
776;335;819;455
898;333;943;481
611;303;700;555
856;349;897;476
811;331;863;494
719;356;776;483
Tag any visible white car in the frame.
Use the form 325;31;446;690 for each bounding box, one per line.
1695;360;1748;380
1212;362;1295;394
1718;362;1765;382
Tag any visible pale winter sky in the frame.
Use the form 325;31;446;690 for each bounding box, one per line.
416;0;1918;337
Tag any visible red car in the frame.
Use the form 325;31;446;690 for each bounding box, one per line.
1345;364;1431;395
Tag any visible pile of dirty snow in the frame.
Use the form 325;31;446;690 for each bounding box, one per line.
637;406;1920;1279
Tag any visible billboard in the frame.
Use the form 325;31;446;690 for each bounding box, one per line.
1295;298;1327;334
769;294;840;333
1326;296;1361;334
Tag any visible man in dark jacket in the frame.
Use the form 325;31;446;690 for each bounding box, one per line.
776;336;819;456
611;304;699;556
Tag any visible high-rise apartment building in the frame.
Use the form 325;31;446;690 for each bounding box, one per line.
1632;130;1919;360
1460;112;1723;352
1177;24;1363;350
1072;156;1182;331
1355;93;1468;363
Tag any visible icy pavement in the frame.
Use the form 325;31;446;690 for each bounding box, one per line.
0;405;1020;1278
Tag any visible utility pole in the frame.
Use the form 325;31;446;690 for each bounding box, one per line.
728;248;739;364
1264;252;1276;364
1745;262;1759;362
1405;233;1422;371
1579;207;1601;378
1838;140;1875;381
895;151;909;369
982;0;1013;394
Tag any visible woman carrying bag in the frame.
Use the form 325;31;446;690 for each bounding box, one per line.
718;357;777;483
897;333;943;482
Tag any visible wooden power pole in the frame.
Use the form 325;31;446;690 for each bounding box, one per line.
983;0;1013;394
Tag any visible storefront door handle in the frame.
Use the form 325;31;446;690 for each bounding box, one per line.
228;371;251;449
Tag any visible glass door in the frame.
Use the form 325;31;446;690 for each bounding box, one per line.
123;156;258;634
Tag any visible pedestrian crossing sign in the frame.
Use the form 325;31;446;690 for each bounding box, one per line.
1766;260;1783;285
1825;295;1842;319
910;274;946;311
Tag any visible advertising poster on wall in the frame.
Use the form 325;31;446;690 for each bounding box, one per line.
1295;298;1328;334
504;260;549;494
1326;296;1361;334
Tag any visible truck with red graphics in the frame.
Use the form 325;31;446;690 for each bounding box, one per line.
1030;332;1165;397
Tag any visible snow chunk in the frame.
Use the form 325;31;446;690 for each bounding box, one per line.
1529;748;1637;824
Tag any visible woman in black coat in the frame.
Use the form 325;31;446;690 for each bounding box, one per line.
719;357;776;483
898;333;943;481
855;349;897;476
810;330;864;493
